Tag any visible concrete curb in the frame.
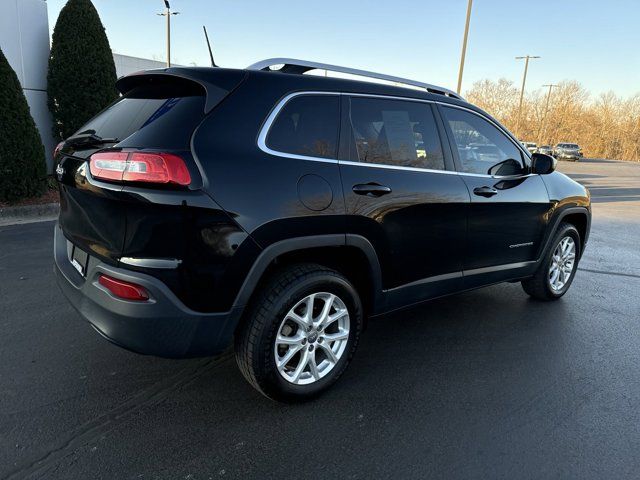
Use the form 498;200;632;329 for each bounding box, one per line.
0;203;59;226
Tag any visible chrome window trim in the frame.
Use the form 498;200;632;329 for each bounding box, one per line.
339;160;458;175
257;91;532;179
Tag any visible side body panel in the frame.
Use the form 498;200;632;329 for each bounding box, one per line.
433;102;554;287
460;174;552;269
339;166;469;288
191;74;347;312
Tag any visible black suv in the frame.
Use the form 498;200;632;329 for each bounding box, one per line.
54;59;591;401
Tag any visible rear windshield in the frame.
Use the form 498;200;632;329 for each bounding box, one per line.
559;143;578;148
78;85;206;150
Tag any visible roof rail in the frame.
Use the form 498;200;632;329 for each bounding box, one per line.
247;58;463;100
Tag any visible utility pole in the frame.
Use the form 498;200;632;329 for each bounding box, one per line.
539;83;558;144
157;0;180;67
515;55;540;137
456;0;473;95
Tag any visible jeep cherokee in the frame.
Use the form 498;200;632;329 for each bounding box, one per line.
54;59;591;402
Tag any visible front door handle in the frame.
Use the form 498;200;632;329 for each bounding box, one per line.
352;183;392;197
473;186;498;197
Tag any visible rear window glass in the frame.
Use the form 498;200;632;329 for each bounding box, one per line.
266;95;339;159
78;86;206;150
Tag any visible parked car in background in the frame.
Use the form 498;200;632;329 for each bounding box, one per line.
554;143;581;161
537;145;553;156
521;141;538;154
53;58;591;402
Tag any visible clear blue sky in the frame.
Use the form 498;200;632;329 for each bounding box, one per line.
46;0;640;98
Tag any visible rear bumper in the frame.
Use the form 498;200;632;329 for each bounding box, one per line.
54;224;242;358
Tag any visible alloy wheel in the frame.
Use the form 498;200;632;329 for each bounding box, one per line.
274;292;350;385
548;236;576;291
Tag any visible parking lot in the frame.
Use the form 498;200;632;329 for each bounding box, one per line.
1;158;639;479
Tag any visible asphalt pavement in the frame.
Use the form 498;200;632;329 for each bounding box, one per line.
1;158;639;479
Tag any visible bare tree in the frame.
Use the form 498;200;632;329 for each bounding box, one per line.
465;79;640;161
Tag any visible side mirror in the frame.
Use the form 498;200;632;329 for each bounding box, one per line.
531;153;556;175
487;158;523;176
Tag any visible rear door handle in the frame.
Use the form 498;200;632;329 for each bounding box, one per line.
352;183;392;197
473;186;498;197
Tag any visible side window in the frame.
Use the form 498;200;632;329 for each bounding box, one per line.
348;97;446;171
266;95;339;159
441;106;524;176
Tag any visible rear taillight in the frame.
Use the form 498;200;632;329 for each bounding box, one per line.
89;152;191;186
98;274;149;301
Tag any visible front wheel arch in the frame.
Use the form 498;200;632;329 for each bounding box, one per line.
537;207;590;262
523;222;581;300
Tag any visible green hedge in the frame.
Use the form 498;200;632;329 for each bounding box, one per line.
48;0;118;141
0;48;46;202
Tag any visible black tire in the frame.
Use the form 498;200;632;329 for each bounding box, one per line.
234;263;363;402
521;222;581;300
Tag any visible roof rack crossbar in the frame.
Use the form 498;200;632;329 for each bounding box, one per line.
247;58;462;100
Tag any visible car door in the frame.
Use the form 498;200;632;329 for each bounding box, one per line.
437;104;552;287
339;95;470;309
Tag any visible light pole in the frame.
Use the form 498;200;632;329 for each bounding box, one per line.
539;83;558;145
456;0;473;95
515;55;540;137
157;0;179;67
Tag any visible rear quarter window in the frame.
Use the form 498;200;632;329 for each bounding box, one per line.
265;95;340;159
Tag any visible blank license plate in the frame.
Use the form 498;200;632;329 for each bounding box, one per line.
71;246;89;277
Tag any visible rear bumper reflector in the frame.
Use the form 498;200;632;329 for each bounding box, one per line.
98;274;149;301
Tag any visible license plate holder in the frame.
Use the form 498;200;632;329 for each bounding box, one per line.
71;245;89;277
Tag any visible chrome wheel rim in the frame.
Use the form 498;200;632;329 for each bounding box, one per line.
548;236;576;291
274;292;350;385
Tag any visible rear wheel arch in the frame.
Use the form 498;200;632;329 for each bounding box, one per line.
232;235;383;330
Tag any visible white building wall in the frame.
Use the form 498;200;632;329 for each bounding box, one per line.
0;0;55;172
113;53;170;78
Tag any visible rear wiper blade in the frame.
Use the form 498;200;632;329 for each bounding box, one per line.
64;133;119;148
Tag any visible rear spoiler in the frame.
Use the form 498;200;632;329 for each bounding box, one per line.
115;67;247;114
